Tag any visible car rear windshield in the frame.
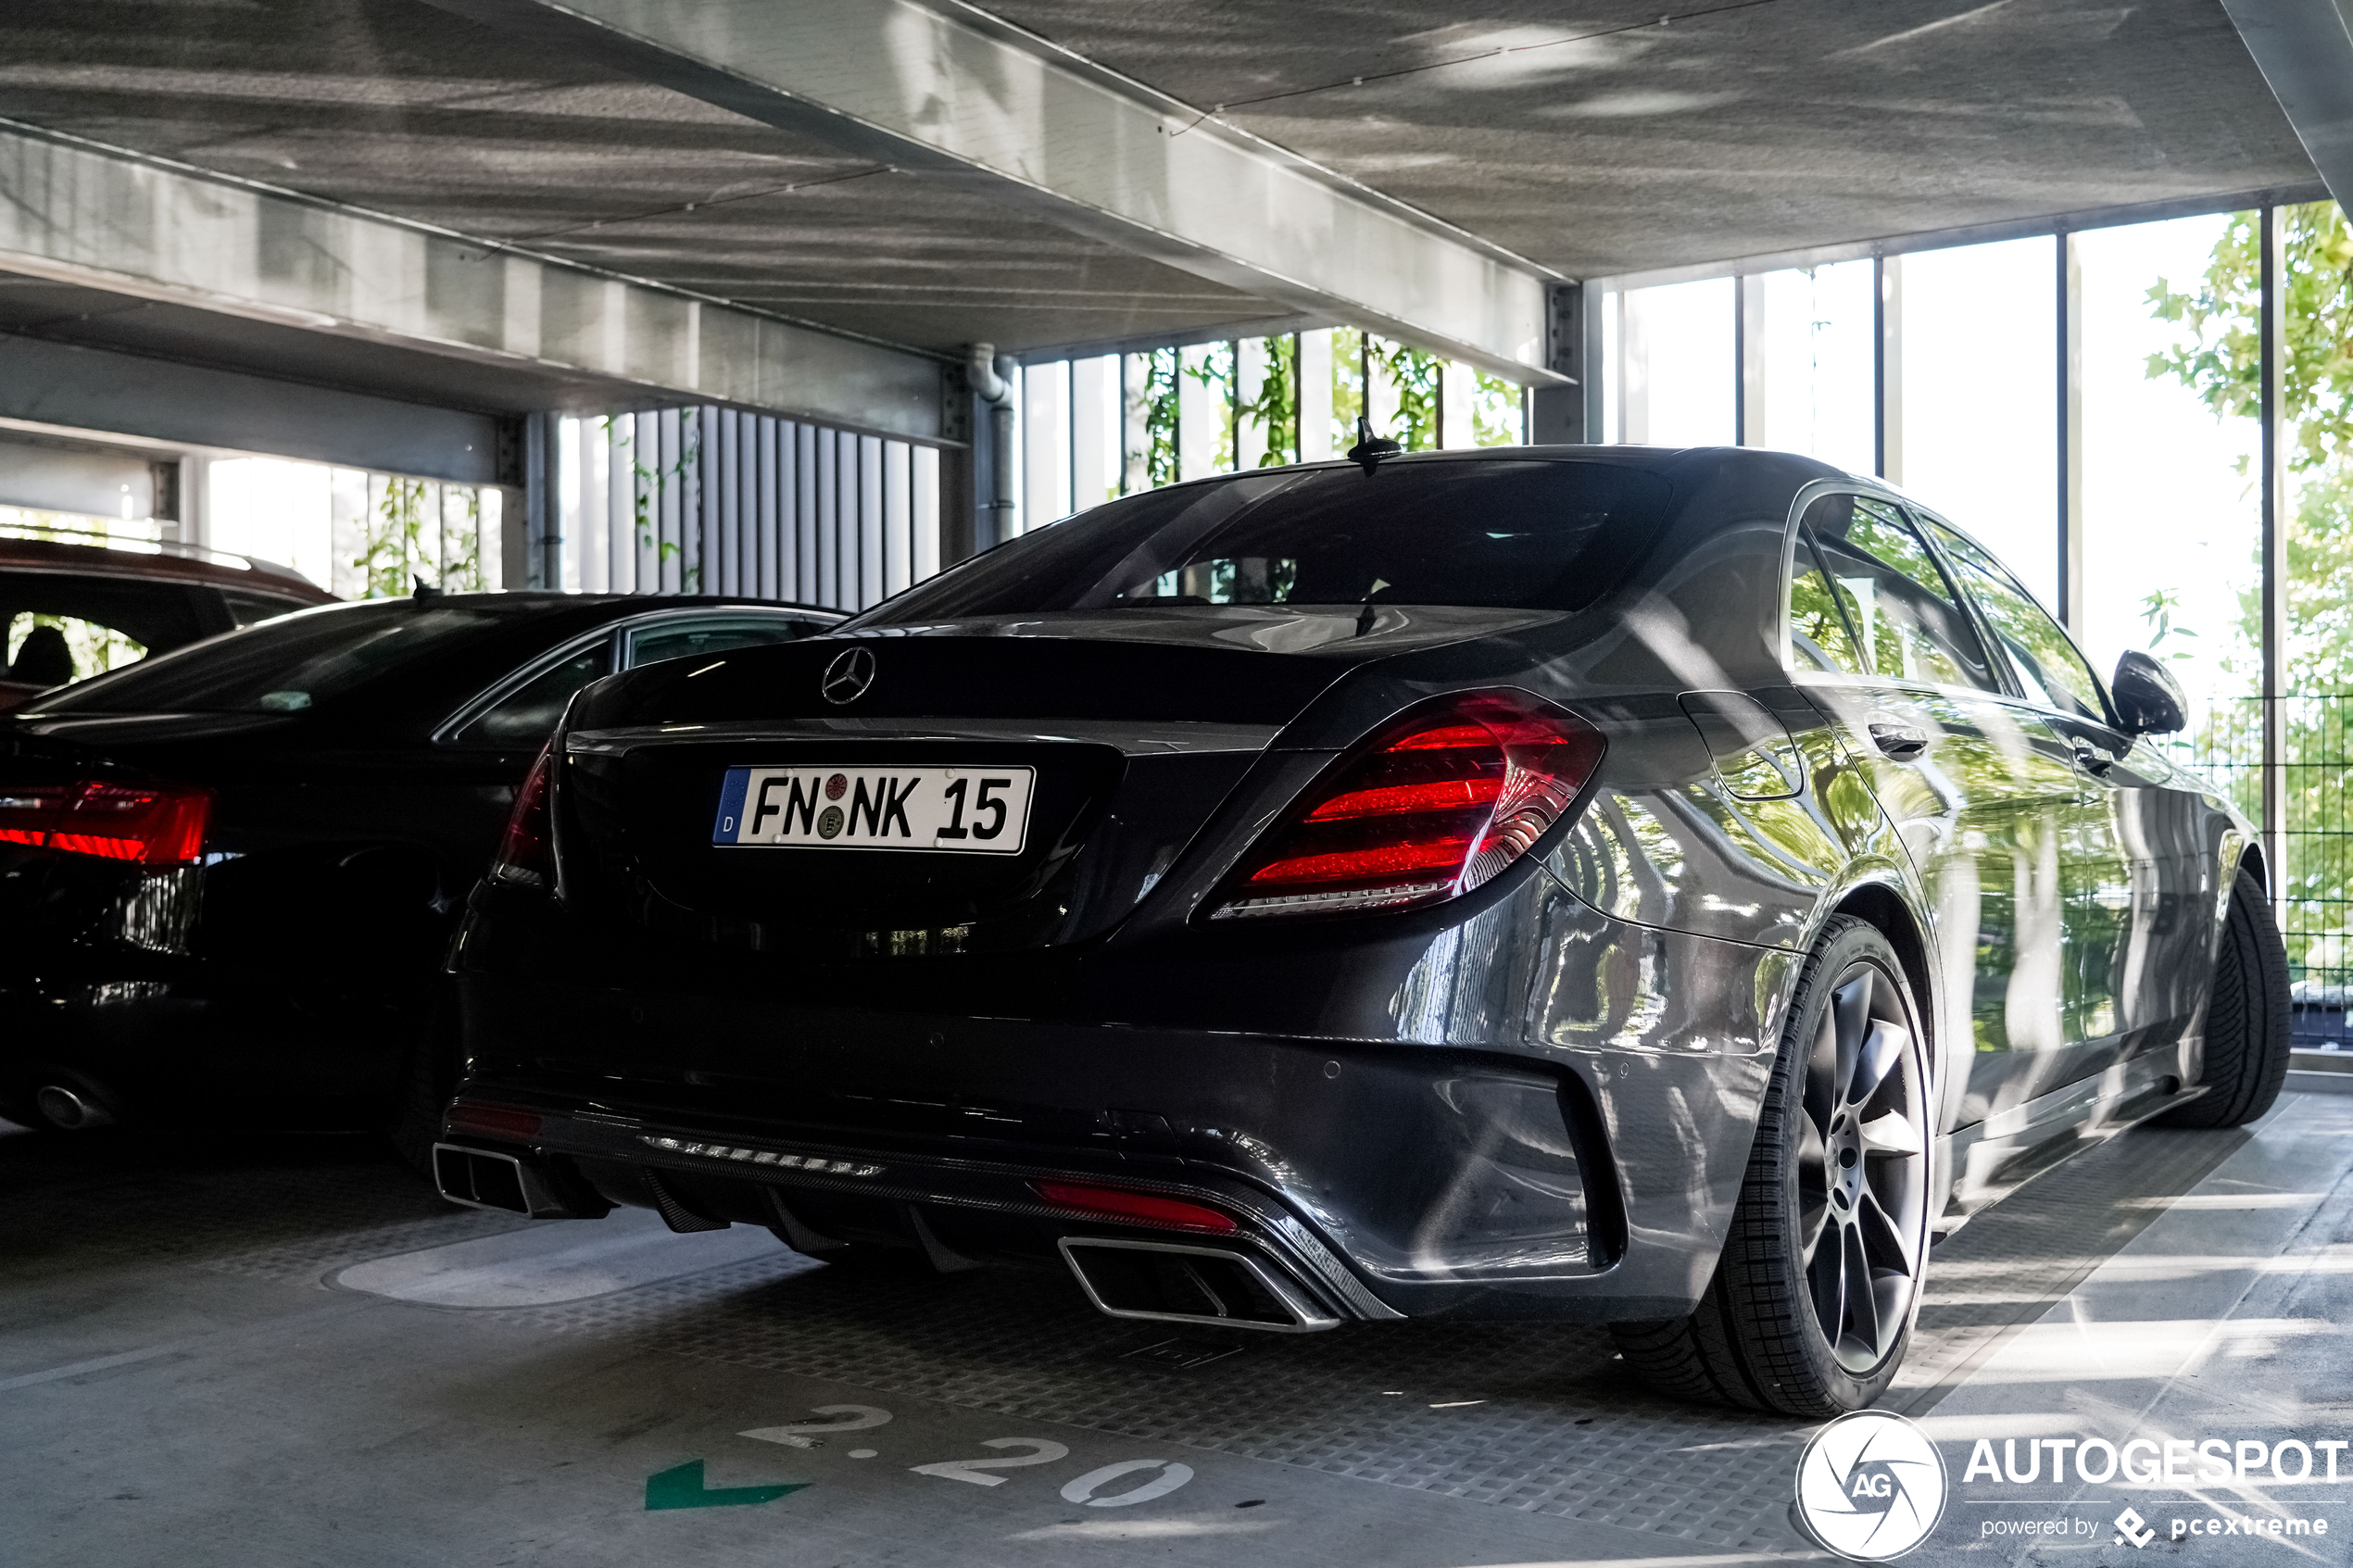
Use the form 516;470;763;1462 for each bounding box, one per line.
851;458;1674;622
26;601;514;715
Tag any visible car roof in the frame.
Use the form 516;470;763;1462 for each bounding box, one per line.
376;591;843;619
0;531;336;602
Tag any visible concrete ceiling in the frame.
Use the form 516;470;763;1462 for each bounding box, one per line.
982;0;2320;280
0;0;2322;370
0;0;1263;357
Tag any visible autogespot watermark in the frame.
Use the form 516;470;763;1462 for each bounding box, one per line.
1794;1421;2347;1561
1962;1432;2341;1549
1795;1411;1951;1561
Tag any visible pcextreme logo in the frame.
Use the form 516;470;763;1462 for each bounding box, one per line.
1795;1411;1951;1561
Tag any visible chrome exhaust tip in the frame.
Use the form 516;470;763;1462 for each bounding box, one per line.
432;1142;596;1218
1058;1236;1343;1333
35;1085;113;1130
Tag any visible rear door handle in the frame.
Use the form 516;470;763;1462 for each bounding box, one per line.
1869;721;1929;760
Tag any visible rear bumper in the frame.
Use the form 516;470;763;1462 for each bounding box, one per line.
0;947;413;1123
450;879;1798;1323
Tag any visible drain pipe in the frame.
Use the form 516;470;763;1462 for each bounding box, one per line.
968;343;1017;549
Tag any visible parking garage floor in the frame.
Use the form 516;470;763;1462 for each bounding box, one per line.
4;1093;2349;1568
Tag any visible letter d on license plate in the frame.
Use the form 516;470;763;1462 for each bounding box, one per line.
712;766;1035;855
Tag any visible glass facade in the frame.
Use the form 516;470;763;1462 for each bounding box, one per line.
1898;238;2057;606
1751;261;1876;474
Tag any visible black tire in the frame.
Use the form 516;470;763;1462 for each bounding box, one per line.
2155;868;2292;1129
1613;916;1933;1417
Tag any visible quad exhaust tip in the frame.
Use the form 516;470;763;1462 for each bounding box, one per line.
432;1142;594;1218
1058;1236;1343;1332
35;1085;112;1130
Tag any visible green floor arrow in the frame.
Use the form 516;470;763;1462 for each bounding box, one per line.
644;1460;809;1511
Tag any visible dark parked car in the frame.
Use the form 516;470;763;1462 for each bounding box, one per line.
2;529;336;710
435;448;2287;1416
0;592;839;1158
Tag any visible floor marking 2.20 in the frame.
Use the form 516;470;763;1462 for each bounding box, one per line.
730;1404;1196;1508
739;1404;891;1448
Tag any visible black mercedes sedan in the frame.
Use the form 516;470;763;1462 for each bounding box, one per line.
0;592;837;1159
436;447;2288;1415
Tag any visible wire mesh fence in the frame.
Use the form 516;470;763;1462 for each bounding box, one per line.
2163;695;2353;1049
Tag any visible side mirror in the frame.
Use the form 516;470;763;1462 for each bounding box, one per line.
2110;649;2186;735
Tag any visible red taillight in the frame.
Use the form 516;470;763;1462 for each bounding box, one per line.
1032;1180;1239;1234
1209;691;1604;922
490;743;555;888
444;1099;544;1142
0;778;211;865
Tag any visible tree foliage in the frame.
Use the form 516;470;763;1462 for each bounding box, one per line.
2148;201;2353;693
2149;201;2353;979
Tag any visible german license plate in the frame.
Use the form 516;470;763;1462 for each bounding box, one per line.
711;766;1035;855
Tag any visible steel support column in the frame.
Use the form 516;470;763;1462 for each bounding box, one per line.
2057;234;2085;628
1874;256;1904;483
1526;285;1587;445
2260;205;2290;910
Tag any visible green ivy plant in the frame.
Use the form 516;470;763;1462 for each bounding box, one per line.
1237;335;1299;466
605;415;703;591
1143;349;1179;488
357;477;428;598
1368;335;1442;450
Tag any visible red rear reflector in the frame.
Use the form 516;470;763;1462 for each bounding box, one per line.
1209;690;1604;921
490;743;555;889
0;778;210;865
1032;1180;1238;1234
445;1100;545;1142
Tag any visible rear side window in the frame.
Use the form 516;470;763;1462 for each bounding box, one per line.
451;643;612;747
1787;546;1869;676
853;459;1674;621
0;569;212;676
1927;521;2110;723
1804;495;1998;693
626;618;817;668
219;590;312;628
6;613;144;686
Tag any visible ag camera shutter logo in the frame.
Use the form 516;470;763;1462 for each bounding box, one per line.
1794;1411;1950;1560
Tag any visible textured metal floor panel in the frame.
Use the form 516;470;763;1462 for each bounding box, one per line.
505;1257;1806;1548
453;1123;2246;1551
0;1116;2249;1554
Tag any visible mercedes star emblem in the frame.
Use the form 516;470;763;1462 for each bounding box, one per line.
820;646;876;705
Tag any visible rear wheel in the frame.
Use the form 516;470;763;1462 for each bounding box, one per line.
1614;917;1932;1416
2155;867;2291;1129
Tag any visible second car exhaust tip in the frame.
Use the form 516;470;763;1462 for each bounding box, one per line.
35;1085;113;1130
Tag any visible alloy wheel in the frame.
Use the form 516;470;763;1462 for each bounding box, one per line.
1794;961;1928;1374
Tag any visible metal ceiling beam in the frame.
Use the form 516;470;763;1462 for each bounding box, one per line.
2221;0;2353;210
418;0;1562;384
0;123;950;443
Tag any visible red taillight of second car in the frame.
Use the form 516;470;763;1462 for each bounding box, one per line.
0;779;211;864
489;743;555;888
1208;691;1604;922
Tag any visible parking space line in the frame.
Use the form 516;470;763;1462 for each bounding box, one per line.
0;1298;379;1395
0;1343;180;1392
